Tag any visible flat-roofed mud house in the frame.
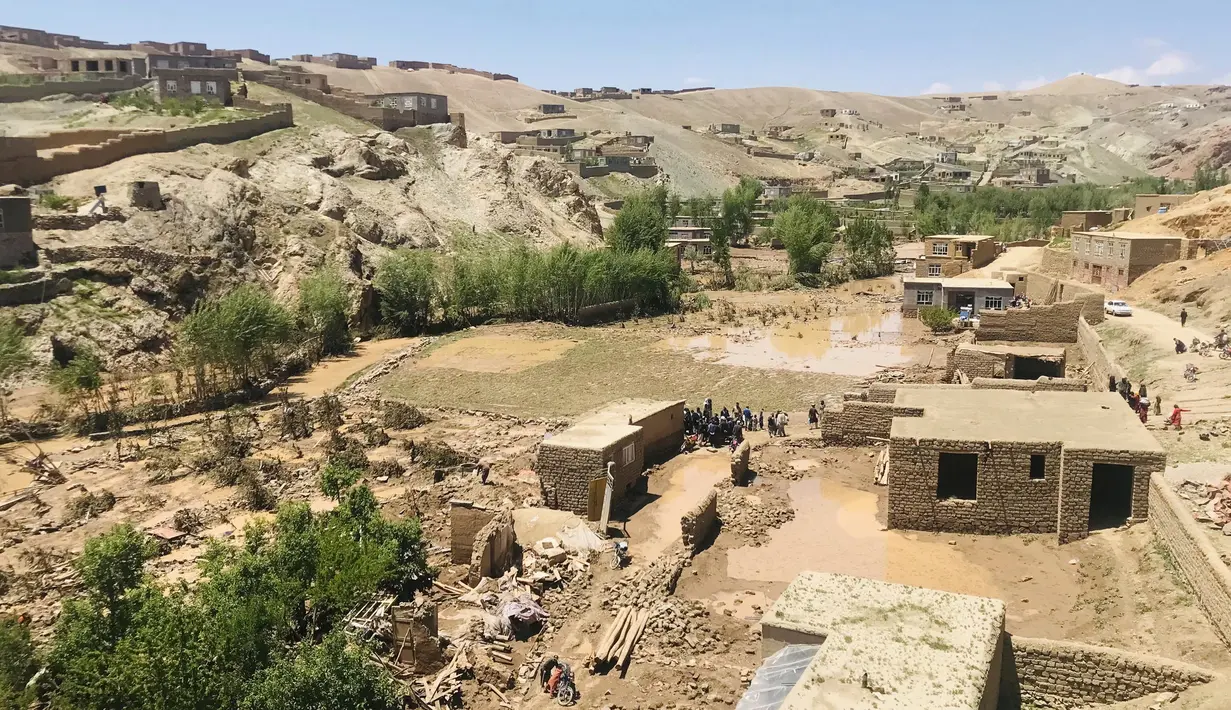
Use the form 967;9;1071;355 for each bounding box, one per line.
949;344;1067;381
535;400;684;518
1134;193;1193;217
887;389;1165;542
901;277;1014;316
1070;231;1182;290
1059;210;1113;231
916;235;998;277
756;571;1005;710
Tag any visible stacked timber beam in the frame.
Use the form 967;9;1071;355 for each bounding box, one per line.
592;606;650;671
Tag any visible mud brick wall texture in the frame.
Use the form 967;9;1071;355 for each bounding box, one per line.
889;438;1062;534
1077;316;1125;392
536;444;603;514
632;402;685;465
969;377;1087;392
889;439;1160;540
730;440;751;485
449;503;496;564
536;430;643;516
820;401;923;445
977;299;1088;343
680;489;718;553
1057;448;1159;543
1150;474;1231;644
469;512;516;586
1000;635;1214;709
951;348;1008;379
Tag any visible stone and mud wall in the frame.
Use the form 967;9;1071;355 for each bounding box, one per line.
730;440;750;485
468;512;516;585
819;400;923;445
999;635;1215;709
0;75;145;102
1056;448;1159;543
449;501;496;565
680;489;718;553
535;443;604;515
888;438;1062;535
1150;474;1231;644
1076;316;1125;392
975;294;1103;343
1;104;293;186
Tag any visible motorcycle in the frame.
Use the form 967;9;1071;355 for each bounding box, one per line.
537;656;578;706
1221;346;1231;361
1185;363;1199;382
611;540;629;570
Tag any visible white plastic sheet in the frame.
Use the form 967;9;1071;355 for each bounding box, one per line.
735;644;821;710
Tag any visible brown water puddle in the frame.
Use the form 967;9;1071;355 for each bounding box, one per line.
660;311;909;376
415;335;578;374
726;479;999;599
628;450;730;562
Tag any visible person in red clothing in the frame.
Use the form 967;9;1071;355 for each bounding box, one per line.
1168;405;1190;429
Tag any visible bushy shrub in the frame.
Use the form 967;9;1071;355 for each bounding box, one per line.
297;267;351;358
919;306;959;332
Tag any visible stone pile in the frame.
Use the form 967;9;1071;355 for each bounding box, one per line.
601;549;689;610
716;489;794;544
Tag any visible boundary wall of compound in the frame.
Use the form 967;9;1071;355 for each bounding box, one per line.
1150;474;1231;645
1076;316;1125;392
999;634;1215;709
0;75;145;102
0;104;293;186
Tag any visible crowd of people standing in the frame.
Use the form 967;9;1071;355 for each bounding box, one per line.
683;399;794;449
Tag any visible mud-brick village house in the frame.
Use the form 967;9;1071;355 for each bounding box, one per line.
887;389;1165;543
535;400;684;518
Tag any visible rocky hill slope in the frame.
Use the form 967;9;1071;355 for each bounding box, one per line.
10;97;601;370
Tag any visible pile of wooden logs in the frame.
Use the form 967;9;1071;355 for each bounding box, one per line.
414;642;473;707
592;606;649;671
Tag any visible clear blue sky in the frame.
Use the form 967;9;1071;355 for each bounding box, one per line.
8;0;1231;94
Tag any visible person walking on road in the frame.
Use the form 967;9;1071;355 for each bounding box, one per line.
1181;308;1188;327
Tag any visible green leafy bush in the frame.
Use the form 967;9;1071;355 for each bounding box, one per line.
919;306;959;332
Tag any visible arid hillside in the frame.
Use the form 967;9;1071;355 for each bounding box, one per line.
6;86;601;369
278;64;1231;193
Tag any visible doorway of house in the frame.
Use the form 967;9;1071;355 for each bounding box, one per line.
952;292;975;312
1012;356;1064;380
1089;463;1134;530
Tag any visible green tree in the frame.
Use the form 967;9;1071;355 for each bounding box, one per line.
241;633;401;710
0;318;32;424
297;268;351;359
373;250;437;335
74;524;156;623
49;349;105;419
319;461;361;501
180;286;293;390
844;216;896;279
606;191;668;252
1194;161;1229;192
0;616;37;708
772;196;838;274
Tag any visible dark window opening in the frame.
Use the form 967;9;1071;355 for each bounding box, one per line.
1029;454;1046;480
85;60;99;72
1012;356;1064;380
119;60;129;73
937;452;978;500
70;60;80;72
104;59;114;71
1089;463;1134;530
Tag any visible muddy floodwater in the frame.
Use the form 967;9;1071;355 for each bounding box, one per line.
661;311;910;376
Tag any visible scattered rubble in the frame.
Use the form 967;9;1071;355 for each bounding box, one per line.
716;488;794;544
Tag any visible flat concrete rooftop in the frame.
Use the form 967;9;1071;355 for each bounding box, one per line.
958;343;1066;359
1073;230;1182;241
903;277;1014;290
543;422;639;450
576;398;683;426
765;572;1005;710
891;389;1163;452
